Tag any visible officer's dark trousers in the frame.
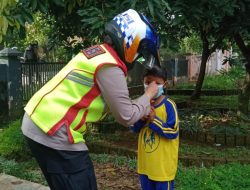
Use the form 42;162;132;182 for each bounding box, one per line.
26;137;97;190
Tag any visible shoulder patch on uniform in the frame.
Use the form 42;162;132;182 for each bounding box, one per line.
82;45;106;59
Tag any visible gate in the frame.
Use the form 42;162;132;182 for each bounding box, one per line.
21;62;66;101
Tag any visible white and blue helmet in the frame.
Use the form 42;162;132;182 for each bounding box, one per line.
105;9;161;69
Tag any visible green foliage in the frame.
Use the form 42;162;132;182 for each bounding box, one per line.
180;112;202;133
0;120;31;160
5;0;173;52
0;0;19;42
203;67;245;89
179;108;250;136
180;32;202;54
77;5;112;44
202;75;235;89
4;12;51;49
171;0;236;32
2;0;250;59
4;12;71;62
23;13;51;48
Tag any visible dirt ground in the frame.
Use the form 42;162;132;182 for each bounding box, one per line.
94;162;141;190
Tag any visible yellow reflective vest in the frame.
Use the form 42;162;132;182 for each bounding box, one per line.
25;44;127;144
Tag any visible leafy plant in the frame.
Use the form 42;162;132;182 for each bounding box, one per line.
0;0;20;42
180;32;202;54
180;111;202;133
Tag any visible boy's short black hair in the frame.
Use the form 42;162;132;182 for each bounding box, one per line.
143;66;167;80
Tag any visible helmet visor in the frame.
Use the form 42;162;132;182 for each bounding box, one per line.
135;51;160;69
135;37;161;69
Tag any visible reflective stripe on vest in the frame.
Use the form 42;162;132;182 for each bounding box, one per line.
24;44;127;144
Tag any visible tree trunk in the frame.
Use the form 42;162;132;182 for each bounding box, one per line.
191;30;210;100
234;33;250;116
191;50;210;100
238;74;250;115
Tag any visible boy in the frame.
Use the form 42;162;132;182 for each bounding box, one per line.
130;66;179;190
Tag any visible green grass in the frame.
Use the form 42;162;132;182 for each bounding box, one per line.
176;163;250;190
0;120;31;160
0;156;46;185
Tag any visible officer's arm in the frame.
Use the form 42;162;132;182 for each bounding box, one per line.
96;66;151;127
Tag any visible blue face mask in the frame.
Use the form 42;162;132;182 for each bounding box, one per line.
144;84;165;99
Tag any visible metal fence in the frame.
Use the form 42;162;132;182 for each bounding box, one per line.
21;62;66;101
165;58;188;80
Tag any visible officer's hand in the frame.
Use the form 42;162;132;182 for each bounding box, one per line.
145;81;158;99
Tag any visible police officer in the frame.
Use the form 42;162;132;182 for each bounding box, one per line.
21;9;161;190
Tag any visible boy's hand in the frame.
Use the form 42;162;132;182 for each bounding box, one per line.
150;99;155;105
145;107;155;124
141;115;149;121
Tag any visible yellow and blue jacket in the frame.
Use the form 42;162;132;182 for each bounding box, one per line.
131;96;179;181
